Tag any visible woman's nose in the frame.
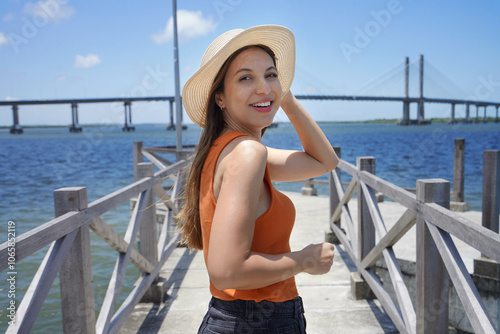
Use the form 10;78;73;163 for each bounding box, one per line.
255;77;271;95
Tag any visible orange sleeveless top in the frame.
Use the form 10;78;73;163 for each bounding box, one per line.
199;131;299;302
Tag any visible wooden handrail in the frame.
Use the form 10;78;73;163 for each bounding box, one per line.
329;155;499;334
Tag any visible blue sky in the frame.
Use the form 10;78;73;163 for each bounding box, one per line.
1;0;500;126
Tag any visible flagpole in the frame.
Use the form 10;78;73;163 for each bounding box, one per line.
172;0;182;155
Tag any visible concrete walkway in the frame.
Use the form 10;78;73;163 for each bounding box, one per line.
120;191;481;334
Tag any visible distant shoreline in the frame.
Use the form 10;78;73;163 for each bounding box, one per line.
1;117;499;130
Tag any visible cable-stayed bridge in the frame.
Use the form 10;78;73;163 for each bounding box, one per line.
1;55;499;134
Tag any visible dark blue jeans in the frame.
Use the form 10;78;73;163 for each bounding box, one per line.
198;296;307;333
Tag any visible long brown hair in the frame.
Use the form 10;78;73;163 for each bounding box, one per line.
178;44;277;250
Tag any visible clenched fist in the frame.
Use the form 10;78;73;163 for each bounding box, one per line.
299;242;335;275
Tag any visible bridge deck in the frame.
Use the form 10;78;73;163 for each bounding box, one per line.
119;191;481;333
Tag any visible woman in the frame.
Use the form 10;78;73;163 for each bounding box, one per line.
179;25;339;333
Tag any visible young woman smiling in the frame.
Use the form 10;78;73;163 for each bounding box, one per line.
179;25;339;333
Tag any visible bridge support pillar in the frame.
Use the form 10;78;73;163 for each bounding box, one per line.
10;104;23;134
465;104;469;123
496;106;499;123
167;100;175;130
449;103;456;124
70;103;82;133
483;105;488;123
123;101;135;131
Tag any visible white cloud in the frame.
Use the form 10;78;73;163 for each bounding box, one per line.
55;75;67;81
151;9;217;44
75;54;101;69
5;96;18;101
0;32;9;49
23;0;74;23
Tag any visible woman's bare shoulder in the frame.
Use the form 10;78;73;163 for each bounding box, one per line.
218;136;268;177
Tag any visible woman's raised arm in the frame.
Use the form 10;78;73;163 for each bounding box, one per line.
267;91;339;182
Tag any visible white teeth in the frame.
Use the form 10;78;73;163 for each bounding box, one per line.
252;101;271;107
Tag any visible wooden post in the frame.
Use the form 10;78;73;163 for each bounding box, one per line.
133;142;143;182
301;178;317;196
327;147;341;243
351;157;376;300
452;138;465;203
474;150;500;278
357;157;376;260
416;179;450;334
137;163;158;267
56;187;96;334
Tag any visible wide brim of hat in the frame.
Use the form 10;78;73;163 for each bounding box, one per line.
182;25;295;128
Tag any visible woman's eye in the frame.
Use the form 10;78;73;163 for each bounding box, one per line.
239;76;251;81
267;72;278;78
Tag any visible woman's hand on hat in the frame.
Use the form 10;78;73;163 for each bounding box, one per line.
298;242;335;275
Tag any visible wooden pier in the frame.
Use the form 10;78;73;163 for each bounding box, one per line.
0;143;499;333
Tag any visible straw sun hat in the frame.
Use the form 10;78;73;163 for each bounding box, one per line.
182;25;296;128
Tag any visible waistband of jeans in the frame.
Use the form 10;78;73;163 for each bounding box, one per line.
210;296;304;319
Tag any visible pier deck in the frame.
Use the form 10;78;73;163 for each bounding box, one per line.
120;191;482;333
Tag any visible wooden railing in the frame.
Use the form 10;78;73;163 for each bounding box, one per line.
328;151;500;334
0;143;190;333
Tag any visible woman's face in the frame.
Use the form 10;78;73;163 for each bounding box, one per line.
216;47;282;134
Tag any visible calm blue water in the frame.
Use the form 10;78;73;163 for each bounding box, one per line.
0;121;499;332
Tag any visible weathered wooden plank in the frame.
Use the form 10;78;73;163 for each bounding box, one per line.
426;221;496;333
157;211;172;257
330;176;357;225
329;173;356;251
358;170;418;212
0;210;84;271
359;268;408;333
7;230;78;334
154;159;188;181
422;203;500;264
90;217;155;273
338;159;357;176
145;150;173;167
108;233;182;333
361;209;416;268
96;188;151;334
86;177;155;220
138;164;158;270
153;183;175;211
360;182;416;333
383;247;417;334
142;150;169;170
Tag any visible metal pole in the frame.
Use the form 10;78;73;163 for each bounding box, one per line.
172;0;182;154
